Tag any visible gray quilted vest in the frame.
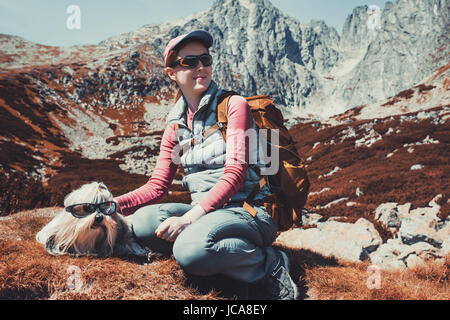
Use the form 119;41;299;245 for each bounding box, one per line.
165;81;270;207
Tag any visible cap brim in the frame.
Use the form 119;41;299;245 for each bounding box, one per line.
171;30;213;52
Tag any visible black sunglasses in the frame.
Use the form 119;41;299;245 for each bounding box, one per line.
65;201;117;218
169;53;213;69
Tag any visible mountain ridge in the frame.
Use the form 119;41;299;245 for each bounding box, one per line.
1;0;448;118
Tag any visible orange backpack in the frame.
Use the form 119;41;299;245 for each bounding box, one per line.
205;91;310;231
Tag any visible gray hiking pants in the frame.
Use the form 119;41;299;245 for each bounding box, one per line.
129;202;278;283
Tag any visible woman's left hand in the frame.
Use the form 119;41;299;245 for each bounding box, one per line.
155;205;206;242
155;216;191;242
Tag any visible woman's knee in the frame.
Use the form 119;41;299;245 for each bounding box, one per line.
173;231;213;276
131;205;167;238
129;203;191;254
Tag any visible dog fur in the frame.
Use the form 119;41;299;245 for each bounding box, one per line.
36;182;153;259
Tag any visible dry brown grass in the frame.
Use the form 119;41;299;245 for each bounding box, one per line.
0;238;214;300
1;210;448;300
0;209;262;300
0;209;200;300
303;257;449;300
270;245;449;300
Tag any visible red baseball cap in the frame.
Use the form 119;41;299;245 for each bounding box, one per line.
163;30;213;67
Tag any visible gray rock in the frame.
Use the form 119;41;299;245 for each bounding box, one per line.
399;241;442;261
399;216;443;248
276;218;382;262
355;187;364;197
100;0;341;111
398;195;446;248
428;194;443;208
375;202;402;229
369;238;442;270
336;0;449;112
404;254;426;268
2;0;449;120
129;49;140;59
340;5;381;50
301;210;323;226
397;202;412;219
410;164;424;170
367;195;446;270
436;224;450;246
83;0;449;119
74;87;86;100
323;197;349;208
441;237;450;256
370;238;408;270
123;59;138;72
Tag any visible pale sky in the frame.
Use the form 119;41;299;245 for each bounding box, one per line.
0;0;392;47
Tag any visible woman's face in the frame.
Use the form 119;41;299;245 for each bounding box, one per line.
166;41;212;97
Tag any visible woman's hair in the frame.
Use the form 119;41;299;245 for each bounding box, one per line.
165;49;179;68
165;49;182;102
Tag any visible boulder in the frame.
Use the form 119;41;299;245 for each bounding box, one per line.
399;216;443;248
441;237;450;256
369;238;442;270
397;202;412;218
374;195;446;250
276;218;382;263
404;254;426;268
277;195;448;270
301;211;323;226
399;196;445;248
374;202;402;229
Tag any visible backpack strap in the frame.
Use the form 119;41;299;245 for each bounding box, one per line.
203;90;269;217
172;123;196;161
202;90;238;142
242;176;267;217
214;91;269;217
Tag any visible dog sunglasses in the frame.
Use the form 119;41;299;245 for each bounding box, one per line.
169;53;213;69
65;201;117;218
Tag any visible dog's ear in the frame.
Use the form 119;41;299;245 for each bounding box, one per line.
45;235;75;256
45;235;59;256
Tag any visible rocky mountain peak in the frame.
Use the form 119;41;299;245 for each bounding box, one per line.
211;0;279;11
329;0;449;116
340;4;382;50
153;0;448;117
145;0;339;109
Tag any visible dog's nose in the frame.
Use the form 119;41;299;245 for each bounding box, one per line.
94;213;103;224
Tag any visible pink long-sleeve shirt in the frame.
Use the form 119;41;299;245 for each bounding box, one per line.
116;95;252;216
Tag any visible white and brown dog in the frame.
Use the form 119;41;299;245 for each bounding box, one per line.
36;181;156;260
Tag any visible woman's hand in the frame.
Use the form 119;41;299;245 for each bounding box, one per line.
155;204;206;242
155;216;191;242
